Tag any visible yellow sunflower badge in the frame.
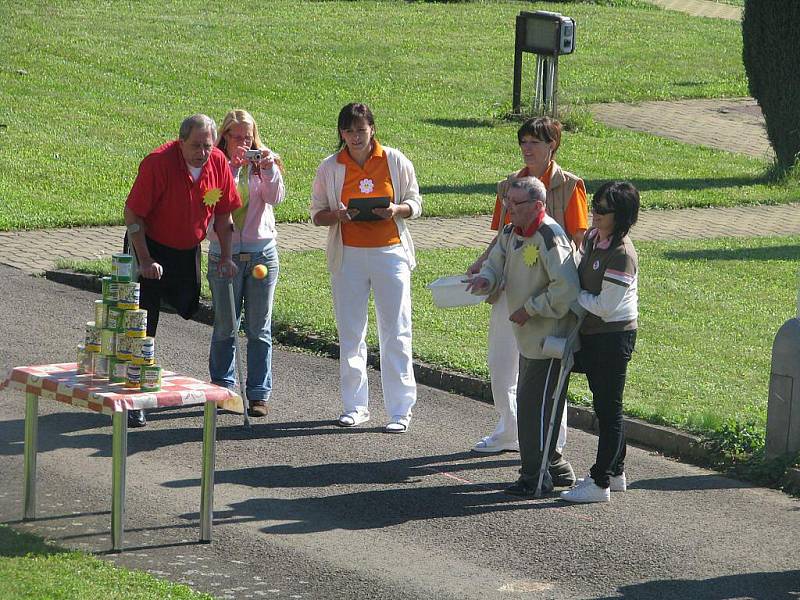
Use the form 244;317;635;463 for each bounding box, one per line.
203;188;222;207
522;244;539;267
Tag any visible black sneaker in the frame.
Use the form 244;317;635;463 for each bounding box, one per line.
504;476;554;497
128;409;147;428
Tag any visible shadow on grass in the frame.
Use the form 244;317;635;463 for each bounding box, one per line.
596;570;800;600
0;524;64;557
663;245;800;262
584;175;766;193
420;182;497;196
423;117;498;129
422;175;768;198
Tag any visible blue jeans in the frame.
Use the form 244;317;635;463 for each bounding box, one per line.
207;246;279;401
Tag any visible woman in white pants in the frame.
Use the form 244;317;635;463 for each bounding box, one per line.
467;117;587;485
310;103;422;433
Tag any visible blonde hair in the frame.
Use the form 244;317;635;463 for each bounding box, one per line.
217;109;284;173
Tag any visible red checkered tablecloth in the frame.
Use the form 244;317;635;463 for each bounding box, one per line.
0;363;242;415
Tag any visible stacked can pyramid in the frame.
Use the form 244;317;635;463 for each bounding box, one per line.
76;253;162;391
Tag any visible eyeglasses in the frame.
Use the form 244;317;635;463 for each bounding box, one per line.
502;196;532;208
591;203;615;215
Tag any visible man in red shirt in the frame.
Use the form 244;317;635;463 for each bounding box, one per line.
124;114;240;427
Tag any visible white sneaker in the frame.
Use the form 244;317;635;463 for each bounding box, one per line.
575;473;627;492
560;482;611;503
472;436;520;454
337;410;370;427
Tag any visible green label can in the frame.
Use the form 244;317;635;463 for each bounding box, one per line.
101;276;118;306
117;281;140;310
106;307;124;332
111;253;134;282
93;354;110;379
109;358;128;383
100;329;116;356
85;321;101;353
115;333;133;361
141;365;162;392
94;299;108;329
132;336;155;365
125;363;141;388
77;344;88;374
124;309;147;337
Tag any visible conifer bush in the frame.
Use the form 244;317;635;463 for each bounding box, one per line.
742;1;800;172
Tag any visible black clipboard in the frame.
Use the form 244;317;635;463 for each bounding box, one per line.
348;196;391;221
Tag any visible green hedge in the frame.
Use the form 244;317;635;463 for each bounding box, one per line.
742;1;800;171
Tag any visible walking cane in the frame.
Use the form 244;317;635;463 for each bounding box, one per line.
534;306;586;497
228;280;251;428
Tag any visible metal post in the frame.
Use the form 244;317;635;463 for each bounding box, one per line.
199;400;217;542
512;15;525;114
552;54;560;118
23;393;39;520
111;409;128;551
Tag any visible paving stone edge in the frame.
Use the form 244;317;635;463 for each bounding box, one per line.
45;269;800;491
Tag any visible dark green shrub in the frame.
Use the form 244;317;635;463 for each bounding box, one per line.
742;1;800;172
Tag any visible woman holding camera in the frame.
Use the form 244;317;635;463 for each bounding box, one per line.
560;181;639;504
207;109;285;417
311;102;422;433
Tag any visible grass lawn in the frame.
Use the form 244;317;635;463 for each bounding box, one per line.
60;234;799;438
3;0;793;232
0;524;212;600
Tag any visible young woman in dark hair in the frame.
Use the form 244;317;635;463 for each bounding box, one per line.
561;181;640;503
311;103;423;433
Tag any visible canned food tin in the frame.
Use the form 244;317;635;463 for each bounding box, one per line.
101;276;118;306
85;321;101;353
109;358;128;383
93;354;110;379
132;336;155;365
77;344;88;374
83;350;96;375
101;329;116;356
107;306;125;332
140;365;162;392
94;299;108;329
111;253;134;282
117;281;140;310
124;309;147;337
125;363;141;389
115;333;133;361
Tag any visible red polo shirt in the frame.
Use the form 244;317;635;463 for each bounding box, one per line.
126;141;241;250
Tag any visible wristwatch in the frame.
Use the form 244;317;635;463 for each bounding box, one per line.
126;223;141;235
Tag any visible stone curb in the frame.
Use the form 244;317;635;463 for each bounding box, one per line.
47;269;713;468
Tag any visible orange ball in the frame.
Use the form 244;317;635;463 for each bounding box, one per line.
252;264;268;280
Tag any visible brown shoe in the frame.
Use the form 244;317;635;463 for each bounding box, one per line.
247;400;269;417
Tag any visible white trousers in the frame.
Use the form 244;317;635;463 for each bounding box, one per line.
488;291;567;452
331;245;417;419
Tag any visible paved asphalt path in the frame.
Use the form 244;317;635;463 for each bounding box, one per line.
1;265;798;600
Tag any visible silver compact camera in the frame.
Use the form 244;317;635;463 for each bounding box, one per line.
244;149;263;162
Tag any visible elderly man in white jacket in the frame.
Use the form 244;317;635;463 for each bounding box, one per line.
468;176;579;496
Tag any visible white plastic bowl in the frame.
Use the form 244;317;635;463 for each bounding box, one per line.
427;275;486;309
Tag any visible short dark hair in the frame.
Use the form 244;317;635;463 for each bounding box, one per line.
337;103;375;150
593;181;640;243
517;116;562;154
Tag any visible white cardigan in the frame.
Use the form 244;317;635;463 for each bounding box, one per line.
310;145;423;273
